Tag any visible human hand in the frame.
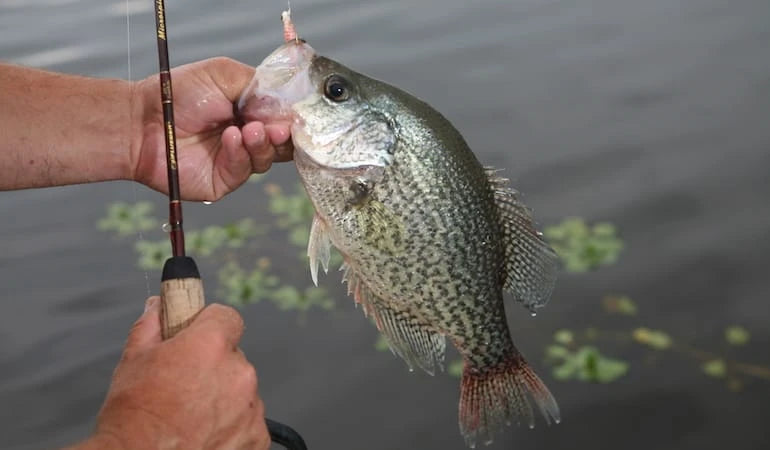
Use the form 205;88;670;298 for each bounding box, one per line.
132;57;293;201
71;297;270;450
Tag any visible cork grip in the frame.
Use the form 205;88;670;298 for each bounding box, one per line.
160;277;205;339
160;256;205;340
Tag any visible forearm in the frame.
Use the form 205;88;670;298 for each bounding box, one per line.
0;63;137;190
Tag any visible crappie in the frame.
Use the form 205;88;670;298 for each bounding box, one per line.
239;23;560;448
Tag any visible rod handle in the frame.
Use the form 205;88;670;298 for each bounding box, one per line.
160;256;205;340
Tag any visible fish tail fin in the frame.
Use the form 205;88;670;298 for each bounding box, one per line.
459;354;560;448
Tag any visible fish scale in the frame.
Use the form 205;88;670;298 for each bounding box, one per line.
239;22;560;446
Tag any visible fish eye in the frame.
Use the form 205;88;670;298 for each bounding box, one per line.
324;75;350;102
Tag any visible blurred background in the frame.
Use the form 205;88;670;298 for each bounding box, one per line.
1;0;769;449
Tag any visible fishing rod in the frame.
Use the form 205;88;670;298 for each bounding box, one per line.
151;1;307;449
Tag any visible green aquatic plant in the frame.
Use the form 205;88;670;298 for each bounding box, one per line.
547;343;629;383
447;359;464;378
98;193;770;391
725;326;750;346
97;195;335;315
98;201;158;237
266;183;315;231
218;260;279;306
134;239;171;270
543;297;769;391
602;295;637;316
544;217;623;272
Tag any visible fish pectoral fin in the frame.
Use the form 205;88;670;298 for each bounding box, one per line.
341;263;445;375
307;214;331;286
487;168;559;312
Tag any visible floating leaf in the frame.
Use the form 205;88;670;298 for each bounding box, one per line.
375;335;391;352
223;219;265;248
602;295;637;315
267;183;315;230
288;225;310;248
546;345;570;360
725;326;750;346
589;353;629;383
553;329;574;345
98;201;158;237
550;345;628;383
248;173;266;184
448;359;464;378
544;217;623;272
134;240;170;270
187;227;227;257
270;286;303;310
218;261;279;306
552;356;579;381
269;285;335;312
702;359;727;378
632;327;672;350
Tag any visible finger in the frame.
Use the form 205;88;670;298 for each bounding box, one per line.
215;126;253;191
265;123;294;162
242;122;276;173
265;122;292;146
124;296;162;352
186;303;245;349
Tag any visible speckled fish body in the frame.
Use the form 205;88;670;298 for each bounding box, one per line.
239;40;560;447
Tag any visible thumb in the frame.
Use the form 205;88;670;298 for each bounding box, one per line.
125;296;162;351
203;57;255;103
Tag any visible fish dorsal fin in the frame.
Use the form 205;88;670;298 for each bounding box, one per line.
308;214;331;286
341;262;446;375
487;168;559;312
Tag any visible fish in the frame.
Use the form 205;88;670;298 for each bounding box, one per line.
238;12;561;447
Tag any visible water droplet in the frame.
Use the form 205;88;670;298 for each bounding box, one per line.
161;223;171;233
202;200;213;205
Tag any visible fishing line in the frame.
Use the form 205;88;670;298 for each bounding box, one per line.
144;0;307;448
123;0;151;298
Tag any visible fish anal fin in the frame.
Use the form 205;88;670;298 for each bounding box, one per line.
307;214;331;286
374;302;446;375
487;168;559;311
341;263;445;375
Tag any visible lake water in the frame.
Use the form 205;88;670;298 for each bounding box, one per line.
1;0;769;449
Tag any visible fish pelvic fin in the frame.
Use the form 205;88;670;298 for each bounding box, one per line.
459;355;560;448
487;168;559;312
307;214;331;286
341;262;445;375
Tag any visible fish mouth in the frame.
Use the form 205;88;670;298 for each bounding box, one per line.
237;41;317;123
294;144;385;183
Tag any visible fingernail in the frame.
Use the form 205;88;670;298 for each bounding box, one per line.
144;297;158;313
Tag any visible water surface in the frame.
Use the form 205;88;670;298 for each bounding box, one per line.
1;1;769;449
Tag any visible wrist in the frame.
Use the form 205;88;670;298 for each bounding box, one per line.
127;77;150;185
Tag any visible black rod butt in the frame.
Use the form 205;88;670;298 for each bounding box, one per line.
161;256;201;281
